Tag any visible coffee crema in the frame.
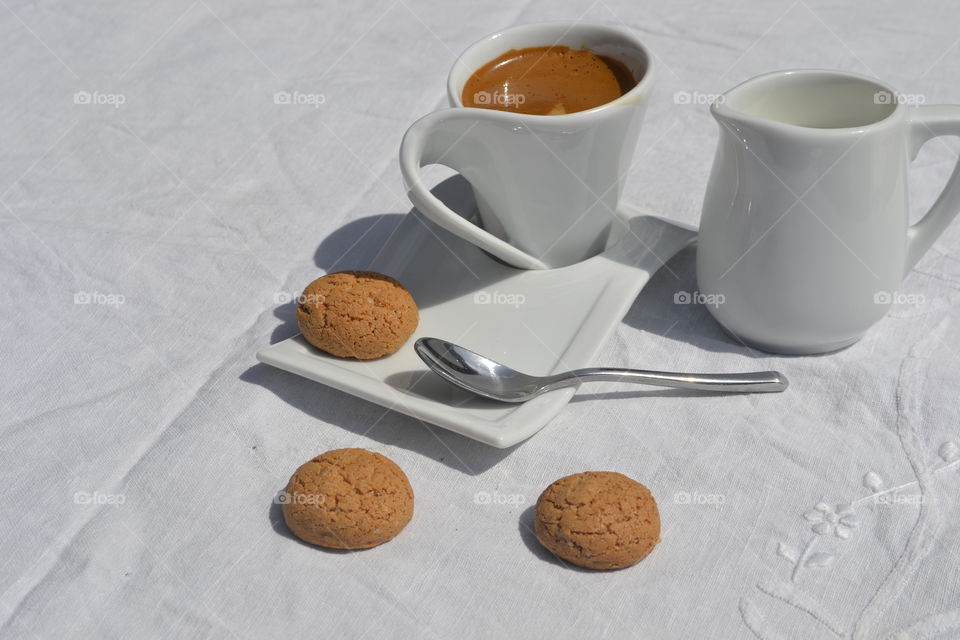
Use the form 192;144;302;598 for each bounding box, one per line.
462;45;636;115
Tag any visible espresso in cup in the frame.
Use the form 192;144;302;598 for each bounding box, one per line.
462;45;636;115
401;22;654;269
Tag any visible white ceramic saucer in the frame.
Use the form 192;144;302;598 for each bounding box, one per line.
257;203;696;448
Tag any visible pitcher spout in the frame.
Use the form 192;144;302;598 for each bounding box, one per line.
709;100;773;152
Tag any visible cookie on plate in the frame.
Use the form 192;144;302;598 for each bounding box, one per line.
534;471;660;570
281;448;414;549
295;271;418;360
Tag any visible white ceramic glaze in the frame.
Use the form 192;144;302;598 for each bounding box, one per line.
257;203;695;448
399;22;654;270
698;69;960;354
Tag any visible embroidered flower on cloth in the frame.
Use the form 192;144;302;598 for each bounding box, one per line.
803;502;859;539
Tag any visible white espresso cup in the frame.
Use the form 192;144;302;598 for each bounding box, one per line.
697;70;960;354
399;22;654;270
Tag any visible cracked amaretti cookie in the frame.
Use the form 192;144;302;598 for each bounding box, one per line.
534;471;660;570
295;271;418;360
281;448;414;549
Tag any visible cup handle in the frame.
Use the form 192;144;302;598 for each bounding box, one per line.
399;109;549;270
906;105;960;271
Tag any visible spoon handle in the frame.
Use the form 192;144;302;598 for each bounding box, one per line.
554;368;788;393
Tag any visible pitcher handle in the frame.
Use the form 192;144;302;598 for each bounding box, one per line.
399;109;548;270
906;105;960;271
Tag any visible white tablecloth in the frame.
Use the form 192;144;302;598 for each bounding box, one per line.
3;1;960;638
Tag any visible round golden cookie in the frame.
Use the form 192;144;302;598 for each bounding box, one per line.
534;471;660;570
281;448;414;550
295;271;418;360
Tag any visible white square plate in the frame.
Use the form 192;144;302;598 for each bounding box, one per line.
257;203;695;447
